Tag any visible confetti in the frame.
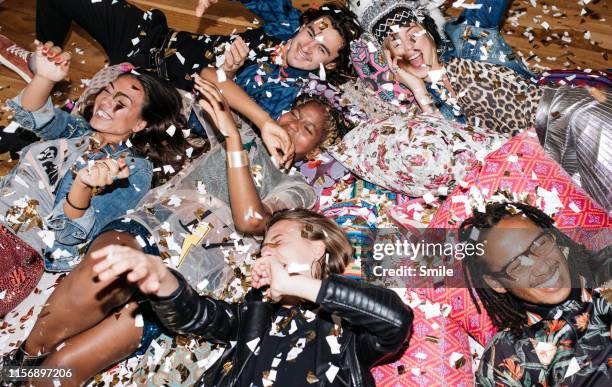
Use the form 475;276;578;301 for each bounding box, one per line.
568;201;581;213
166;124;176;137
318;63;326;81
325;363;339;382
134;314;144;327
3;121;19;133
535;341;557;366
286;263;310;274
325;335;341;354
216;68;227;83
246;337;260;353
564;357;581;378
175;52;185;65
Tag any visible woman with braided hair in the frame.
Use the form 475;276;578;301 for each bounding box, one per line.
458;202;612;386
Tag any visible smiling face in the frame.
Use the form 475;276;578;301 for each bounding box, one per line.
261;219;326;279
481;215;572;305
89;75;147;141
384;23;438;78
277;101;328;161
286;16;344;71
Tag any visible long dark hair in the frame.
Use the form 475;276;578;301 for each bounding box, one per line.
84;72;199;186
458;202;595;334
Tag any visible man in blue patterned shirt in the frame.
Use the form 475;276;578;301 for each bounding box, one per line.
2;0;361;120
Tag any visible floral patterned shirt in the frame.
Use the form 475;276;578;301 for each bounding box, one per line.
476;286;612;387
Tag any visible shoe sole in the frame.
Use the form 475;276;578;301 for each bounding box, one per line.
0;53;32;83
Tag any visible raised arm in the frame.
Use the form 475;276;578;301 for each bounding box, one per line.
194;78;271;235
197;71;295;167
91;245;240;344
21;41;71;112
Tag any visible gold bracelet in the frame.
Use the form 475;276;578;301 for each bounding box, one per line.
227;150;249;168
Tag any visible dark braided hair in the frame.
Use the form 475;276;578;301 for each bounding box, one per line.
458;201;594;335
300;2;363;85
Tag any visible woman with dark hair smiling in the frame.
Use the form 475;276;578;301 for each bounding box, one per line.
1;41;192;273
1;76;346;386
459;202;612;386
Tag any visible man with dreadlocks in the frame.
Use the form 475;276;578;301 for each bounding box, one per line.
458;202;612;386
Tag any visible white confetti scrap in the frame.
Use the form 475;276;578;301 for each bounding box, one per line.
247;338;261;354
166;124;176;137
318;62;326;81
326;335;341;354
175;52;185;65
287;262;310;274
325;364;339;382
216;68;227;83
564;357;581;378
3;121;19;133
134;314;144;327
38;230;56;249
568;201;581;213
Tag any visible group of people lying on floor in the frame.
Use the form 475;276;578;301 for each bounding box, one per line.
0;0;610;386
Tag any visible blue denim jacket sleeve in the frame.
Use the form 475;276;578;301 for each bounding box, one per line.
458;0;510;29
47;158;153;246
6;92;91;140
240;0;301;41
444;0;535;80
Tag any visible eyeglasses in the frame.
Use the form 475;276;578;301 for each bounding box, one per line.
487;231;557;282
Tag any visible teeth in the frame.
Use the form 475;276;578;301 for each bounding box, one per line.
409;53;420;61
96;110;111;119
536;268;560;288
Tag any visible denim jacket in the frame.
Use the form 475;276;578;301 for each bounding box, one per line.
3;93;152;271
429;0;535;122
443;0;535;80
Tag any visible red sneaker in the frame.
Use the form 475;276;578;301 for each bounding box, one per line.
0;35;33;83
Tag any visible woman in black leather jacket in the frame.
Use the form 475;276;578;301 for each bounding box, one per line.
91;208;413;386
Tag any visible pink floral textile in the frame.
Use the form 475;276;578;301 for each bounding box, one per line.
329;114;506;198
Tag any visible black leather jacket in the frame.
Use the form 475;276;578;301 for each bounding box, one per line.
150;272;413;386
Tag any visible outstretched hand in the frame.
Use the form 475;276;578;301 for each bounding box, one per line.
193;74;239;137
33;40;71;83
196;0;218;17
91;245;178;297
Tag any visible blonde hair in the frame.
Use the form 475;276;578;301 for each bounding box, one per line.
266;209;353;279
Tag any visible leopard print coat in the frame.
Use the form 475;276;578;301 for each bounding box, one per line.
444;57;542;136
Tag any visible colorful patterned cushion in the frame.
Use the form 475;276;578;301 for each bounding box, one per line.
329;114;506;198
371;287;495;387
429;129;612;251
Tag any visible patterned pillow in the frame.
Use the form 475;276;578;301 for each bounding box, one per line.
429;129;612;251
371;287;495;387
328;114;506;198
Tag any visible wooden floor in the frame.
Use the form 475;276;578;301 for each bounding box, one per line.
0;0;609;128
